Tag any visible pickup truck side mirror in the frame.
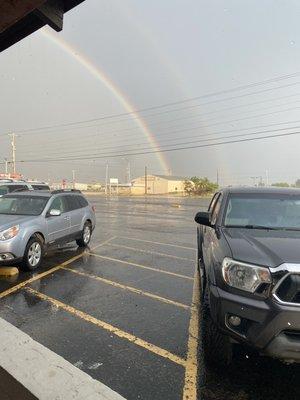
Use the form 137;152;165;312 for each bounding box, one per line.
194;211;211;227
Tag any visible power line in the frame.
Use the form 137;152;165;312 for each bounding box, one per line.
16;129;300;163
17;88;300;148
18;124;300;159
17;96;300;156
18;103;300;157
4;74;300;136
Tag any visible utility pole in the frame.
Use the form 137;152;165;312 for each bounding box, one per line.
145;166;148;195
105;162;109;195
72;170;76;189
127;160;131;184
8;133;17;174
4;158;8;175
266;170;269;186
217;169;219;187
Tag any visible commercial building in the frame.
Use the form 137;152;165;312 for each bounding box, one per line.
131;174;187;195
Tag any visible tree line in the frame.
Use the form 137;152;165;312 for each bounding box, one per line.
265;180;300;188
182;177;300;196
184;177;218;196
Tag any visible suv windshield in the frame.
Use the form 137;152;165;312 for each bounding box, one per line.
224;193;300;230
0;196;48;216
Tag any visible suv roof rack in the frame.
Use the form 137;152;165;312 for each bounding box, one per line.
0;179;14;182
51;189;82;194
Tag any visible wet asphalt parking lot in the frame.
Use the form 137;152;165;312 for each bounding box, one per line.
0;196;299;400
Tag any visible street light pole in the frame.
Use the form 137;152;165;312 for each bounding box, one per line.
145;166;148;195
127;160;131;183
8;133;17;174
72;170;76;189
4;158;8;175
105;162;109;195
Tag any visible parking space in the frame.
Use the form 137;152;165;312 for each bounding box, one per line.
0;195;299;399
0;196;205;400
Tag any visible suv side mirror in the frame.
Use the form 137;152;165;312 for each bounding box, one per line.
49;209;61;217
194;211;211;227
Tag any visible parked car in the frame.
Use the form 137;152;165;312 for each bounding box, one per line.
195;187;300;366
0;180;50;196
0;189;96;270
26;181;51;191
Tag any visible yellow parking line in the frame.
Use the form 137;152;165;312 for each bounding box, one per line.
0;237;117;300
61;266;190;310
105;242;195;262
117;236;196;251
182;265;200;400
25;287;187;368
88;252;194;281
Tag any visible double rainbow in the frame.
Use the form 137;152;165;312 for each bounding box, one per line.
41;28;169;174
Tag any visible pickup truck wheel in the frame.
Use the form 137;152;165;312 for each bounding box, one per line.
76;222;92;247
21;236;44;271
201;285;232;369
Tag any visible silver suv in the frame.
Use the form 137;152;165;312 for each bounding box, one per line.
0;190;96;270
0;180;50;196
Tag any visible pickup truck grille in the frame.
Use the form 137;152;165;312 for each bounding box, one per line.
275;274;300;304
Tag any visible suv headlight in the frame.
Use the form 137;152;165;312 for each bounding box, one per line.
0;225;20;241
222;257;271;293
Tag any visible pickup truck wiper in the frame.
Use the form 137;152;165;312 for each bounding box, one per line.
227;225;300;231
226;224;281;230
244;225;282;230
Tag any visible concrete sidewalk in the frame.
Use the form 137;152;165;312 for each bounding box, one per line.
0;317;125;400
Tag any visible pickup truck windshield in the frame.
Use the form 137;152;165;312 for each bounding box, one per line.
0;196;48;216
224;194;300;230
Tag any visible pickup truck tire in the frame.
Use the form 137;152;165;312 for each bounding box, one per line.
76;222;92;247
201;285;232;368
21;236;44;271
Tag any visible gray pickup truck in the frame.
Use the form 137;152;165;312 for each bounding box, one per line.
195;186;300;366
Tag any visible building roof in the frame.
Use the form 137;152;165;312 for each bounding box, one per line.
153;175;187;181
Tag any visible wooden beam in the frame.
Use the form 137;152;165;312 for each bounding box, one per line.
0;0;85;52
34;0;64;32
0;0;46;34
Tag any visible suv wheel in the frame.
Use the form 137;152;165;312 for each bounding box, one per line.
21;236;44;271
76;222;92;247
201;285;232;369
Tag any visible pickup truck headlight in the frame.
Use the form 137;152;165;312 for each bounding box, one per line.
222;257;271;293
0;225;20;241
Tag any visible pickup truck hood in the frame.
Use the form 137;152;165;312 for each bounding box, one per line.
0;215;35;231
222;227;300;268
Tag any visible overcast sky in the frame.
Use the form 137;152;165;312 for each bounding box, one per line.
1;0;300;186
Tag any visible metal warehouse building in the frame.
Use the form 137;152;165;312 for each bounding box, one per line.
131;174;186;195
